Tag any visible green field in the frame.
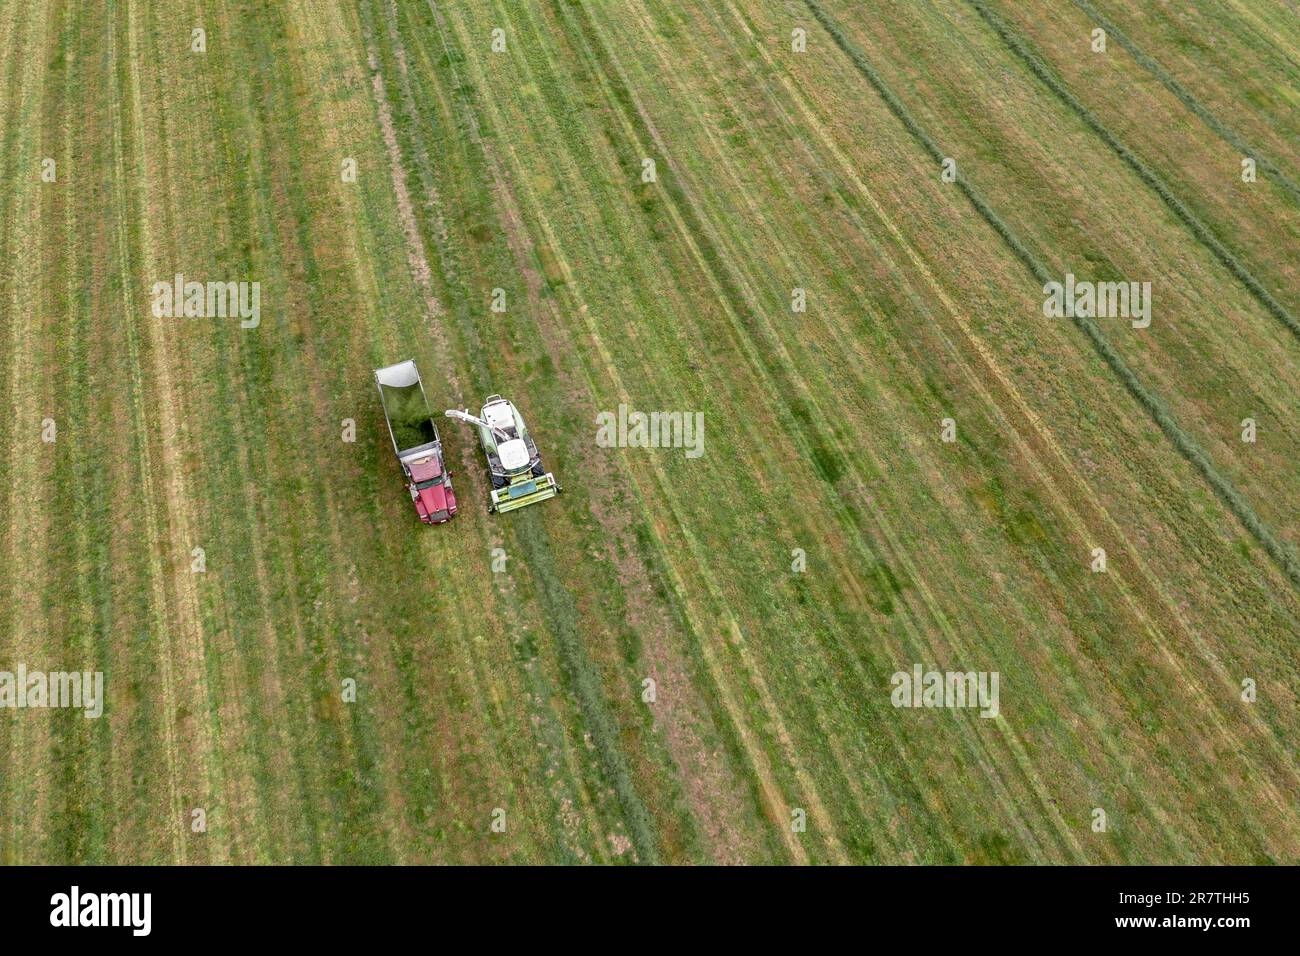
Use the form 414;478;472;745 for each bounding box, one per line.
1;0;1297;864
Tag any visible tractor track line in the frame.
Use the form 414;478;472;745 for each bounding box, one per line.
126;0;237;863
1066;0;1300;204
72;0;131;863
77;18;157;860
152;0;276;861
129;0;243;861
966;0;1300;345
802;0;1300;597
361;16;449;360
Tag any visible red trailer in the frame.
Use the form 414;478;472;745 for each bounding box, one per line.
374;360;458;524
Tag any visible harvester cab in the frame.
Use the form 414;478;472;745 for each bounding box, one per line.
444;396;562;514
374;360;458;525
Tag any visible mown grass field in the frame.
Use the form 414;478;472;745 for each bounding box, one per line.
0;0;1296;864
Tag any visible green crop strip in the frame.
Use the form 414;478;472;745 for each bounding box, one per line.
802;0;1300;591
967;0;1300;344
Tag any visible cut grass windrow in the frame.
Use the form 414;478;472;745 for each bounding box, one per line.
1065;0;1300;205
434;20;800;858
967;0;1300;344
106;0;190;862
802;0;1300;593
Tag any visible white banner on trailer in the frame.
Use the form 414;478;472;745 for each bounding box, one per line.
374;360;420;388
